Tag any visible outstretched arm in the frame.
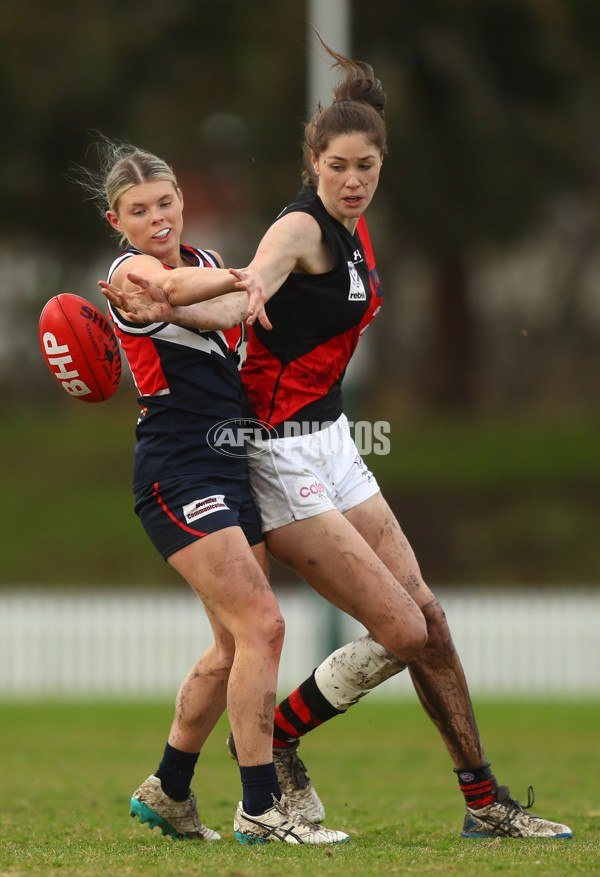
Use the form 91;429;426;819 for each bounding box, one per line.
104;251;270;328
99;272;270;331
102;210;327;329
168;212;329;309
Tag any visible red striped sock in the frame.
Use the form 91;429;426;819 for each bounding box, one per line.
274;672;343;749
455;763;498;809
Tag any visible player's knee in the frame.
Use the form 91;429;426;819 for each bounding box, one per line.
270;611;286;653
406;614;429;657
421;598;454;650
381;609;428;663
255;605;285;657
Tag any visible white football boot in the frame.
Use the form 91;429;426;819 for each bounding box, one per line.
461;785;573;838
234;794;348;845
130;775;220;840
226;733;326;823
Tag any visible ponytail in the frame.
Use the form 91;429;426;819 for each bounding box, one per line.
302;40;387;187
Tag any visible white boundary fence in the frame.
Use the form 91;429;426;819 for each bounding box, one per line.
1;586;598;699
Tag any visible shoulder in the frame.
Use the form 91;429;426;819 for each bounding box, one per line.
268;209;322;246
203;249;224;268
250;187;333;280
280;184;317;211
258;212;324;274
181;244;224;269
278;188;342;245
257;209;332;277
108;252;162;287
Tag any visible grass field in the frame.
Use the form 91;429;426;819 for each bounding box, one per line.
1;699;598;875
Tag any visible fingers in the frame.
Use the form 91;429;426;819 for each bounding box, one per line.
126;272;168;302
229;268;270;330
244;301;273;330
255;309;273;331
244;296;272;330
126;271;149;288
244;299;272;330
98;280;119;295
97;279;148;321
98;280;124;307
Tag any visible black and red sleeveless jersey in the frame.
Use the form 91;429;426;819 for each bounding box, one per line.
240;185;383;430
107;244;247;488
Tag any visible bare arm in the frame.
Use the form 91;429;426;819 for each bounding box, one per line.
99;273;267;331
174;212;332;306
101;210;329;329
112;253;239;302
101;251;271;329
245;211;332;297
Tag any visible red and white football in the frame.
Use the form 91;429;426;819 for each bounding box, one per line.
39;294;122;403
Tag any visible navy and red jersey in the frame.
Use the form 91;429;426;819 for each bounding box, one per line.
107;244;247;489
240;186;383;431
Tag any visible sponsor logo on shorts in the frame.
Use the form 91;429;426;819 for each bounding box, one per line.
353;454;375;482
183;495;229;523
295;477;327;504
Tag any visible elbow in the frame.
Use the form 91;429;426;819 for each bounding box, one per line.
161;273;178;303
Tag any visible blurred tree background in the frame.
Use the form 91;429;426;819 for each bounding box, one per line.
0;0;598;588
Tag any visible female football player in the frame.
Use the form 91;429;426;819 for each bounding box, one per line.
91;138;347;845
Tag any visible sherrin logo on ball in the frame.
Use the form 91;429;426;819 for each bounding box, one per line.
39;293;122;403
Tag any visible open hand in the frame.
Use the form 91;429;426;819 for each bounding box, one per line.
229;267;272;331
98;272;174;324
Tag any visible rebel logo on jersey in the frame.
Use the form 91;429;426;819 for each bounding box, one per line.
347;262;367;301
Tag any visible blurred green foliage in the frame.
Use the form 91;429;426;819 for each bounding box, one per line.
2;0;600;407
3;403;597;587
4;0;600;253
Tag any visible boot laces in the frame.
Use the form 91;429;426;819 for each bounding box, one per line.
497;784;535;813
490;784;535;835
273;794;318;830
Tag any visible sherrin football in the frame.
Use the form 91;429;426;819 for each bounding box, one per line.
39;294;122;402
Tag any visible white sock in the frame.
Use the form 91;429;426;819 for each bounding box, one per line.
313;634;406;711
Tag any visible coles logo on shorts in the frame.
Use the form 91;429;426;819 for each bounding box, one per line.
182;495;229;523
295;477;327;504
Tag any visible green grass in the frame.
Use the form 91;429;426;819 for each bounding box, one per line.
1;699;598;875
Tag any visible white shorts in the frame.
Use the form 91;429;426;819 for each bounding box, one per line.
246;413;380;532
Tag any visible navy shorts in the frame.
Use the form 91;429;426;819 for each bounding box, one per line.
134;474;263;560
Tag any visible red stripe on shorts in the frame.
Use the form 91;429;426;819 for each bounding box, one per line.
153;482;208;537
